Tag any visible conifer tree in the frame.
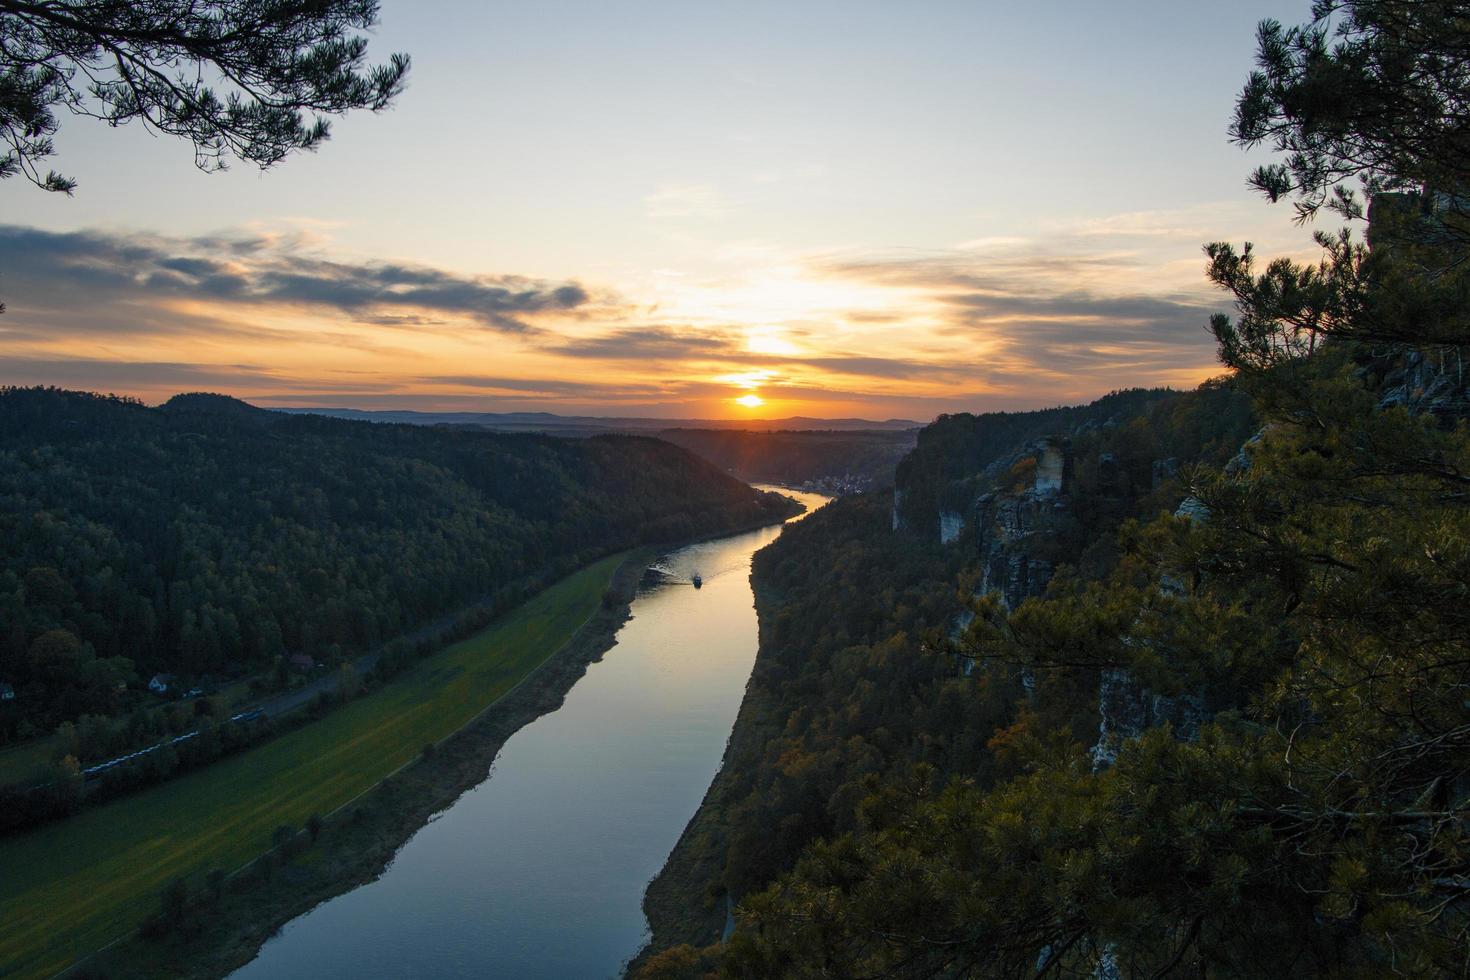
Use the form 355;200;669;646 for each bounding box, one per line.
0;0;408;193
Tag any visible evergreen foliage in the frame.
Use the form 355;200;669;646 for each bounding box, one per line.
0;0;407;192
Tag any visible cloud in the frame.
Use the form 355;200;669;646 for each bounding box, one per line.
1066;203;1246;240
938;290;1216;356
421;374;674;398
0;218;1235;420
799;356;944;381
355;313;450;327
811;247;1223;387
644;184;730;220
953;236;1032;251
544;325;974;383
818;249;1145;294
0;357;294;391
551;326;741;361
0;225;591;333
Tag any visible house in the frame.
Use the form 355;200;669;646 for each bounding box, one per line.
289;654;316;672
0;682;15;702
148;673;175;694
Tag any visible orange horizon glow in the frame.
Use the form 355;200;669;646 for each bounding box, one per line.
0;216;1243;422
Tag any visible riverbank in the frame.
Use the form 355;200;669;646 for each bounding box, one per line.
67;550;654;980
4;552;626;980
631;575;787;973
57;496;807;980
224;493;825;980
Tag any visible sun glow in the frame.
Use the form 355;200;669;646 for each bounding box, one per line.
744;326;802;357
735;393;765;409
716;370;775;390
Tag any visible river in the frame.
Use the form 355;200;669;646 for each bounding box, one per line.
230;487;830;980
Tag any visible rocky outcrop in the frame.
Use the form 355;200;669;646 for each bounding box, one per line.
1362;194;1470;417
894;392;1256;769
932;420;1235;765
1090;666;1205;769
1151;457;1179;490
890;389;1181;538
950;440;1073;685
1374;346;1470;419
1089;493;1211;771
1091;343;1469;772
1034;439;1066;493
970;438;1068;607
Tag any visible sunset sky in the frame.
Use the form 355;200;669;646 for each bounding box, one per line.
0;0;1322;421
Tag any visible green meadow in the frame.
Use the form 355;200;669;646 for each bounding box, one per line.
0;553;626;980
0;736;54;788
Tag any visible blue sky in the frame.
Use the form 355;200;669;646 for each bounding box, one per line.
0;0;1325;419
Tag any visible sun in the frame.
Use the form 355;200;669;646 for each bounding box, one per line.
735;393;764;409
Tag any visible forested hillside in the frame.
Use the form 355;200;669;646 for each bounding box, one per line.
637;382;1255;972
640;4;1470;976
0;389;795;740
892;386;1252;540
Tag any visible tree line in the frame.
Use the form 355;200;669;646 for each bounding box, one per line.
0;389;792;744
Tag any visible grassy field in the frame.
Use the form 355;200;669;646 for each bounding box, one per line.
0;734;54;787
0;553;626;980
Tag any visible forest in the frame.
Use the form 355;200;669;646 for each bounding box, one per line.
638;380;1257;975
0;389;794;742
640;4;1470;976
891;385;1254;540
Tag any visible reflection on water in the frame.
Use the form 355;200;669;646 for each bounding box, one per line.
231;487;829;980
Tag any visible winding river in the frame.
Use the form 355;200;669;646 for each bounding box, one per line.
231;487;829;980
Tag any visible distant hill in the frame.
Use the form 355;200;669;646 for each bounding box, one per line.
657;428;917;492
273;407;922;434
272;407;923;492
893;388;1187;535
